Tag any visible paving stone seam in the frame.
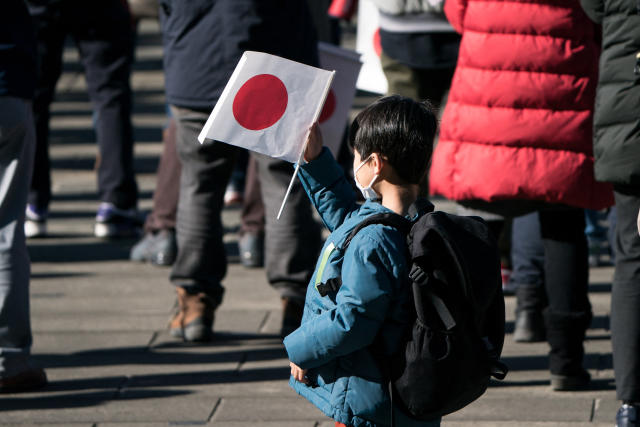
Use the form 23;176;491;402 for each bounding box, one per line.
257;311;271;334
589;398;596;422
207;397;223;423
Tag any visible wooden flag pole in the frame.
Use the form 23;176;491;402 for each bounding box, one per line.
277;71;335;220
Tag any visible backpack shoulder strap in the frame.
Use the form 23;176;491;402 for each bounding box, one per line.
342;212;411;251
315;212;411;297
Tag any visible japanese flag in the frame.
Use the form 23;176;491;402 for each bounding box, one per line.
317;42;362;157
198;51;335;164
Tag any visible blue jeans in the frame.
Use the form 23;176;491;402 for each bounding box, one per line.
509;212;545;292
0;98;37;377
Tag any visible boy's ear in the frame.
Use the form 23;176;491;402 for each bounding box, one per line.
370;152;385;175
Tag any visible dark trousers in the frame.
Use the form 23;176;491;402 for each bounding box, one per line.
611;186;640;401
252;152;323;299
510;209;591;374
144;117;179;232
169;106;322;304
240;155;264;236
27;0;137;210
169;106;237;306
539;209;591;375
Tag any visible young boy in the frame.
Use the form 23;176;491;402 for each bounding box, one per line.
283;95;440;427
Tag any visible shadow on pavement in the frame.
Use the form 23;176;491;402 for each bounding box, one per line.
31;271;93;280
50;126;163;145
0;389;192;411
28;241;240;263
502;352;612;373
34;344;287;369
504;314;610;335
489;377;616;390
50;190;154;203
51;155;159;175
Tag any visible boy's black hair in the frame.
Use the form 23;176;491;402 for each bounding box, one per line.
348;95;438;185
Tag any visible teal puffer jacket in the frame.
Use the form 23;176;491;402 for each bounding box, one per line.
283;148;439;427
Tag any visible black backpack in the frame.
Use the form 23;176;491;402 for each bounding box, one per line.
318;202;508;423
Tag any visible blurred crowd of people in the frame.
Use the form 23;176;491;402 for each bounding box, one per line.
0;0;638;426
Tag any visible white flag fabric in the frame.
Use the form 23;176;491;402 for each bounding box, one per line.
355;0;388;94
198;51;335;164
318;42;362;157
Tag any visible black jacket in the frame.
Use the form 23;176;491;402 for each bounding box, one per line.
159;0;319;110
581;0;640;185
0;0;36;99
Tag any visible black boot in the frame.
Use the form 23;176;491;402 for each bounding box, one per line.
513;284;546;343
545;309;592;391
514;310;546;342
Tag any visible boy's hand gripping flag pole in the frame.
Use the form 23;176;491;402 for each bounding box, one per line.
277;72;334;220
197;51;335;219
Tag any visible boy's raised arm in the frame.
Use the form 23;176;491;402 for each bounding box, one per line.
297;124;359;232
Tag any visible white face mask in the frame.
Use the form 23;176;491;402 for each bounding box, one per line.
354;155;380;200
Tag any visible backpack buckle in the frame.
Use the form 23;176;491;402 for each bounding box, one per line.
409;264;428;286
315;277;342;297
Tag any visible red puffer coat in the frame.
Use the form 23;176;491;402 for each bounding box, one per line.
429;0;613;210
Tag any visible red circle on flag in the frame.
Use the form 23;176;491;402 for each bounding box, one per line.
319;89;337;123
233;74;288;131
373;28;382;57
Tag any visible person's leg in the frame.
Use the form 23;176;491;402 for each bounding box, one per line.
224;148;247;206
131;116;179;265
510;212;547;342
585;209;609;267
25;3;66;237
611;186;640;403
539;208;591;390
72;1;139;236
253;154;323;336
0;97;47;391
608;206;617;263
146;116;180;233
238;154;265;268
168;106;238;342
415;67;455;108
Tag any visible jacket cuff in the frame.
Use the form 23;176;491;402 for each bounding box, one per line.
298;147;345;194
283;327;322;369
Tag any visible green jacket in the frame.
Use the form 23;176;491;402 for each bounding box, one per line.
581;0;640;185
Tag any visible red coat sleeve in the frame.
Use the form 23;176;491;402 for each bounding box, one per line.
444;0;468;34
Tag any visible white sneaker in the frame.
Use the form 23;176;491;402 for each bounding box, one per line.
24;204;47;238
94;202;142;239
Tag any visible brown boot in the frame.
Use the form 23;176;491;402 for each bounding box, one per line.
280;297;304;338
169;287;216;342
168;292;186;338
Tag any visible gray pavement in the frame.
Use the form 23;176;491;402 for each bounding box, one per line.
1;20;619;427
